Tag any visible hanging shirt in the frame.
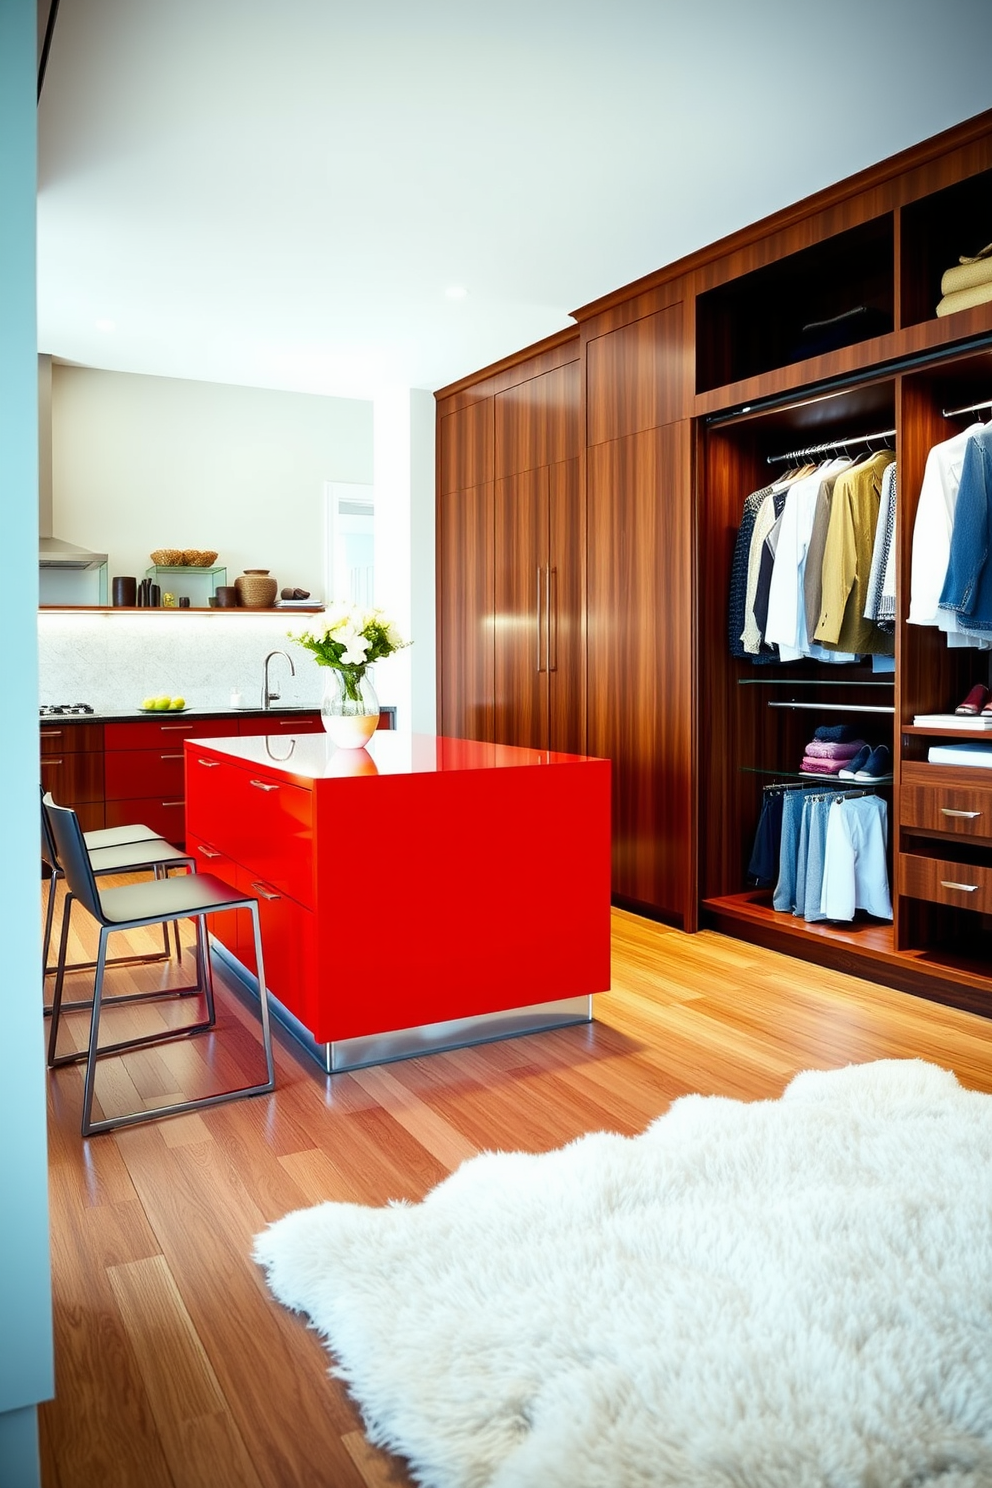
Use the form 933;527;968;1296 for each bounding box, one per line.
863;461;896;629
813;451;896;655
938;424;992;635
908;422;989;649
728;485;775;659
764;458;856;662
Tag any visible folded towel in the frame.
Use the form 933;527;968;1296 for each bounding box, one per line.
812;723;864;744
941;255;992;297
803;738;867;760
958;241;992;266
936;281;992;318
800;756;847;775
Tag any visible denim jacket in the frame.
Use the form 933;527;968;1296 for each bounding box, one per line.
938;425;992;631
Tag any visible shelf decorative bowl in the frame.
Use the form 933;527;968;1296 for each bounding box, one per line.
235;569;278;608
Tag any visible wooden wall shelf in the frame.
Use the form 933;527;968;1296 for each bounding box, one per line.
39;605;324;615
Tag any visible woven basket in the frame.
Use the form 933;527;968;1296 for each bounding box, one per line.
150;547;183;566
235;569;278;608
182;548;218;567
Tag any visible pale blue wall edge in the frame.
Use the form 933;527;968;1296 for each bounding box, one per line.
0;0;55;1450
0;1409;42;1488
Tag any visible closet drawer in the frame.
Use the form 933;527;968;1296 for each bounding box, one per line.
899;853;992;913
900;763;992;844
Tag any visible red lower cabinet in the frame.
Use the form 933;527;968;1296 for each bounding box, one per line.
235;865;317;1031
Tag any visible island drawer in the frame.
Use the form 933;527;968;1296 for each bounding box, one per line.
186;755;315;908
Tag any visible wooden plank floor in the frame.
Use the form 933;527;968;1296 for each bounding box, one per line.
39;886;992;1488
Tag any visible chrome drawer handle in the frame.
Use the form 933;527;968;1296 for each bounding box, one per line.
249;779;279;792
940;880;979;893
197;758;220;767
41;757;63;766
161;800;183;809
42;730;63;737
199;847;221;858
940;807;981;819
251;882;282;900
160;753;184;761
161;723;194;731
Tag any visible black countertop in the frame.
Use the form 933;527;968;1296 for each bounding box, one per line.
39;704;321;725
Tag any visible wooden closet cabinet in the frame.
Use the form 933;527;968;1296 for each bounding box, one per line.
438;109;992;1012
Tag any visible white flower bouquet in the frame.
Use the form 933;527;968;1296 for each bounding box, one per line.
289;605;408;703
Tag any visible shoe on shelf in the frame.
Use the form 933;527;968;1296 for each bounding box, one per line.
955;683;990;715
838;744;872;780
854;744;892;781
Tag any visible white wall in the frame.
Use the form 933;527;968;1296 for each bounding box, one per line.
0;1;53;1483
51;365;374;601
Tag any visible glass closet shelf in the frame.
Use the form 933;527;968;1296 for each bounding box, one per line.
766;701;895;714
741;765;894;783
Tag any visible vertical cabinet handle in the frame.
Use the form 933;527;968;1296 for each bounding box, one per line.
536;566;546;673
548;565;558;673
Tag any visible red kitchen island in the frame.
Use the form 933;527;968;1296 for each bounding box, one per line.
184;730;611;1072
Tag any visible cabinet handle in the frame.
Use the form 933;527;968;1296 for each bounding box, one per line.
160;753;184;761
548;565;558;674
161;723;194;731
249;779;279;792
197;758;220;767
199;846;221;858
160;800;183;809
41;757;63;766
940;880;979;893
42;730;63;737
251;882;282;900
940;807;981;819
536;567;545;673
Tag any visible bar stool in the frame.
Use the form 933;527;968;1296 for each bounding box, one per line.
41;791;194;1007
45;797;275;1136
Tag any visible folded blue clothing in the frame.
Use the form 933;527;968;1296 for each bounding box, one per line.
812;723;864;744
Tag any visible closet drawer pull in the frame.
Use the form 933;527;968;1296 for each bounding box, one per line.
940;807;981;819
940;880;979;893
249;779;279;792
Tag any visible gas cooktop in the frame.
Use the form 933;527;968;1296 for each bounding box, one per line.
40;703;95;716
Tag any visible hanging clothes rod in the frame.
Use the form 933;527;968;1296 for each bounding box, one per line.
766;428;896;466
942;397;992;419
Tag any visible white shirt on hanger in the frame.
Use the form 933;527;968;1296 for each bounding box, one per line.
763;458;854;662
908;423;989;648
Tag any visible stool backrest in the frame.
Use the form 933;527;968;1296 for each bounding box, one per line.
43;794;105;924
40;785;60;871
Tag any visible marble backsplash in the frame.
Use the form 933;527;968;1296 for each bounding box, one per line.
38;612;328;712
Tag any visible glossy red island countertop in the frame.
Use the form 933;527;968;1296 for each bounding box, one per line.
183;729;602;781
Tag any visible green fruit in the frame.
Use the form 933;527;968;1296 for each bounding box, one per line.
141;696;156;710
155;696;171;710
170;697;185;710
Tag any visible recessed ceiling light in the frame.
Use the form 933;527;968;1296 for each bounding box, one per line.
95;318;116;333
444;286;468;300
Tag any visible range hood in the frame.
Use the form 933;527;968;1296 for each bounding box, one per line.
39;535;108;571
37;356;108;572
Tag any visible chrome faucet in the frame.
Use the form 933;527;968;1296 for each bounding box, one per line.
262;649;295;710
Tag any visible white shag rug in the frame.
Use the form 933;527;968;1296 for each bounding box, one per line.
253;1060;992;1488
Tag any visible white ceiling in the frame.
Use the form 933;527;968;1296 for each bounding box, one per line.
37;0;992;402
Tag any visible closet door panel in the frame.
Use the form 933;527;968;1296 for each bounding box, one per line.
494;468;549;749
587;421;693;922
586;305;686;447
439;398;494;496
494;362;581;478
437;481;495;742
549;456;587;757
